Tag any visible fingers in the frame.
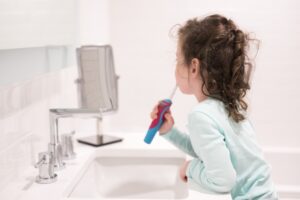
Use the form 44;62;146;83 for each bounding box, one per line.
164;113;174;124
179;160;190;183
150;102;160;119
151;112;157;119
150;102;172;120
180;174;187;182
151;110;173;121
179;170;188;183
150;105;158;119
163;113;170;121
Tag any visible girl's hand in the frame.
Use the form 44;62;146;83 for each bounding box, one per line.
150;102;174;135
179;160;190;182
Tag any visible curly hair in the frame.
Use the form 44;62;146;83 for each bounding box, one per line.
178;14;258;123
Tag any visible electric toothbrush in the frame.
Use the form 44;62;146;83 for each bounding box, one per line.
144;86;177;144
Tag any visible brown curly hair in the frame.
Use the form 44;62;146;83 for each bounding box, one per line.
178;14;258;123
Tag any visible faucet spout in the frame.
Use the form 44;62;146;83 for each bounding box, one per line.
49;108;102;170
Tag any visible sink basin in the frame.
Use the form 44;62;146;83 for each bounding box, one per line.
67;149;189;199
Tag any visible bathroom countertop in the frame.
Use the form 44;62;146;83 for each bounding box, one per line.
17;132;231;200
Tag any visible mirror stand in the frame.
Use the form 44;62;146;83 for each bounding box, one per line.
77;117;123;147
75;45;122;147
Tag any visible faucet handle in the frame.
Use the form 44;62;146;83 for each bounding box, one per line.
61;131;76;160
35;152;57;184
34;154;46;168
48;143;66;170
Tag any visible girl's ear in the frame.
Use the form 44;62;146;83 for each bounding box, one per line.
189;58;200;78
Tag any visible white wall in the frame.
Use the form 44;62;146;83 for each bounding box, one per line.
0;0;76;49
76;0;110;45
107;0;300;148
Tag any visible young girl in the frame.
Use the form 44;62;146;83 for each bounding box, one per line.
150;14;278;199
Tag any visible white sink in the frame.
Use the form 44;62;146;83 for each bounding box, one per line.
66;149;189;199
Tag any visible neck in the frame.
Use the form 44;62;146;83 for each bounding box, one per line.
195;92;207;102
193;78;208;102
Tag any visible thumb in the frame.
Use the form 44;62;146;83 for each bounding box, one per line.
164;113;174;123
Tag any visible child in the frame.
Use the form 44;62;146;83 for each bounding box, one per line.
150;14;278;199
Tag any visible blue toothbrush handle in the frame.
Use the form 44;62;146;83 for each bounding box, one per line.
144;99;172;144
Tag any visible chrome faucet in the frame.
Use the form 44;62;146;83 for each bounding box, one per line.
48;108;102;170
34;108;102;184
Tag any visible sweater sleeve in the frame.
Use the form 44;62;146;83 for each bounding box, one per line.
186;111;236;193
161;127;198;158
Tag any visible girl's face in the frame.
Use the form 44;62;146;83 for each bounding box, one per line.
175;42;194;95
175;40;207;102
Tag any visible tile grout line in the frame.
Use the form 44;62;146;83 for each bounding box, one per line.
0;132;33;156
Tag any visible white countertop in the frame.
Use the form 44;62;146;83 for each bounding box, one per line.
8;132;232;200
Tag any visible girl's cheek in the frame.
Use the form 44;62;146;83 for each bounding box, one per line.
175;68;180;84
176;75;185;93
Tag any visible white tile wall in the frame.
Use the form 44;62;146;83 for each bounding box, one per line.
0;66;78;198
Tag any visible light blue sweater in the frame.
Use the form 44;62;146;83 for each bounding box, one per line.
162;97;278;199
